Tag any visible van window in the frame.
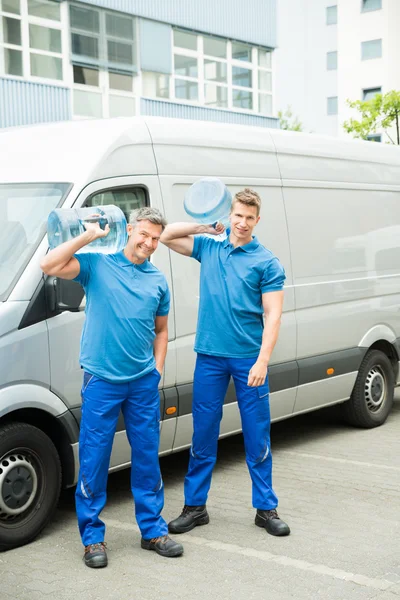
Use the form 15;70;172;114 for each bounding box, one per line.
84;187;147;220
0;182;70;301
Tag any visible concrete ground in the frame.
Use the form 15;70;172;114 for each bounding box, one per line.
1;390;399;600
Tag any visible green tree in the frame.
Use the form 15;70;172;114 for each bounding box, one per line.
277;106;303;132
343;90;400;144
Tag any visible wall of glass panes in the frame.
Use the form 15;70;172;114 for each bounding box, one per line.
0;0;64;81
70;2;137;118
169;28;273;116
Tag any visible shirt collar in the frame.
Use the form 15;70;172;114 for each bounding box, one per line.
114;251;151;270
223;229;260;253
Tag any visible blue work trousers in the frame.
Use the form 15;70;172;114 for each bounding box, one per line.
75;369;168;546
184;354;278;510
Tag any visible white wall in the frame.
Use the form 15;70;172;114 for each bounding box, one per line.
276;0;400;141
275;0;337;135
338;0;387;139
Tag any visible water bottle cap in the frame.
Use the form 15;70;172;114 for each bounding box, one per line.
184;177;232;222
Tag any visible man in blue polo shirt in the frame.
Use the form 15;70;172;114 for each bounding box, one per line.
41;207;183;568
161;188;290;538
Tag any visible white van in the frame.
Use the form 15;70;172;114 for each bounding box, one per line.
0;117;399;551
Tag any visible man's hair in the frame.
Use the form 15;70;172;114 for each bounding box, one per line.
129;206;167;231
232;188;261;217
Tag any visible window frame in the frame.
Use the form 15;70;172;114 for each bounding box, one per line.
361;39;382;60
327;96;338;115
0;0;66;83
326;5;338;25
362;87;382;101
171;28;274;116
326;50;338;71
361;0;382;13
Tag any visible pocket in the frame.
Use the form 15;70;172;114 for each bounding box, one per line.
154;368;162;381
81;371;94;396
256;381;269;399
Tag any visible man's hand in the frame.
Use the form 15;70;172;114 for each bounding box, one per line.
248;360;268;387
202;222;225;236
83;215;110;239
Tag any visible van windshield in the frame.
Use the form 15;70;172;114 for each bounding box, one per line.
0;183;70;301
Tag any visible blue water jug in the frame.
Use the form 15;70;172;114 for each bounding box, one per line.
184;178;232;230
47;205;128;254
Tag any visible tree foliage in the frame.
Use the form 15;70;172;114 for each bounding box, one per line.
277;106;303;132
343;90;400;144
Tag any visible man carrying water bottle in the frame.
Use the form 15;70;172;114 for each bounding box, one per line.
161;189;290;538
41;207;184;568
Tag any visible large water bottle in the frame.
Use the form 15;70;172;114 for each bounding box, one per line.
184;178;232;238
47;205;128;254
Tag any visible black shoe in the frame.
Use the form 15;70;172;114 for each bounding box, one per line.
84;542;108;568
168;505;210;534
141;535;184;557
255;509;290;537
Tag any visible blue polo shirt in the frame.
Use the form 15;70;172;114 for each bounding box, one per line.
73;251;170;383
192;234;285;358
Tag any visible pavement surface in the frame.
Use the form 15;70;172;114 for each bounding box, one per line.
1;390;399;600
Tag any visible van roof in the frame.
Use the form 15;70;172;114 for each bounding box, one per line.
0;116;399;186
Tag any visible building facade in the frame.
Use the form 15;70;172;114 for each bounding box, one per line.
0;0;278;129
275;0;399;141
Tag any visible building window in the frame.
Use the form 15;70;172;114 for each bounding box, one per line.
327;51;337;70
361;39;382;60
363;87;381;101
327;96;338;115
362;0;382;12
326;5;337;25
142;71;170;99
70;4;136;73
0;0;63;80
70;3;137;119
172;28;273;115
367;133;381;142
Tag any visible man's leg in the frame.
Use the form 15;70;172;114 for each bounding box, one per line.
168;354;230;534
231;357;290;536
184;354;230;506
122;369;183;557
75;373;124;563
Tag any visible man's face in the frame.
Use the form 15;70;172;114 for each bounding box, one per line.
229;201;260;240
126;219;163;262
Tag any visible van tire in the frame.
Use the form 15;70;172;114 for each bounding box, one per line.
0;422;61;551
343;349;394;428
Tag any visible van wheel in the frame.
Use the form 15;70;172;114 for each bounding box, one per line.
0;422;61;551
343;349;394;428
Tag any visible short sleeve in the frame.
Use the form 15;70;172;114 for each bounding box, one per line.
73;253;95;288
191;235;213;263
261;258;286;293
156;282;170;316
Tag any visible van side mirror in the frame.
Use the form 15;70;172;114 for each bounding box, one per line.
45;276;85;313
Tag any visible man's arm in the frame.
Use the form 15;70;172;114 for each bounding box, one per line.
154;315;169;375
40;222;109;279
248;291;284;387
160;222;225;256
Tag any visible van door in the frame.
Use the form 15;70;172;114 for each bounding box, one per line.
159;175;297;452
46;176;177;469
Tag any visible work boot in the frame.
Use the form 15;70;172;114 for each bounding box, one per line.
84;542;108;568
255;509;290;536
141;535;184;557
168;505;210;534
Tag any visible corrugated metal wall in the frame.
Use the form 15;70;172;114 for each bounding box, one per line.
70;0;277;47
0;78;71;128
141;98;279;128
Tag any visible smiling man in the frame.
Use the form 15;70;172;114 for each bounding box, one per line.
40;207;183;568
161;188;290;538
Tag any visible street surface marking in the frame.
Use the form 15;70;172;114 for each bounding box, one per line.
106;518;394;591
278;451;400;472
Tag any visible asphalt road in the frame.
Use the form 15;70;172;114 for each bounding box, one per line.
1;390;399;600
